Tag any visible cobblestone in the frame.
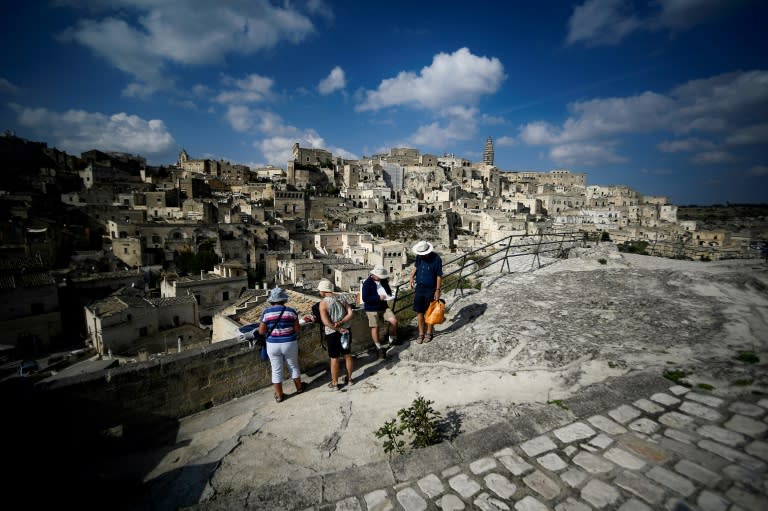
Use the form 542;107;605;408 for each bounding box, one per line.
193;382;768;511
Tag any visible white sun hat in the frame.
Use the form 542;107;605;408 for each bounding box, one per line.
317;279;334;292
412;240;434;256
370;265;389;279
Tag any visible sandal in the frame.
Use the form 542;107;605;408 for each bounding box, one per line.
416;334;424;344
424;333;433;343
328;382;341;391
295;382;305;394
344;376;354;386
274;393;283;403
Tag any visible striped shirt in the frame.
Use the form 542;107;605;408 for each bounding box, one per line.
260;305;299;343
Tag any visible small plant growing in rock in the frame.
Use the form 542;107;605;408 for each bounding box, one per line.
663;369;690;387
375;395;444;455
735;351;759;364
547;399;569;409
598;258;607;265
696;383;714;391
733;378;754;386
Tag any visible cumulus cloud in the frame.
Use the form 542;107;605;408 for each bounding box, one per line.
495;136;517;147
9;103;175;157
318;66;346;95
566;0;749;47
356;47;505;111
407;106;479;149
57;0;319;91
215;74;275;104
518;70;768;166
239;109;357;164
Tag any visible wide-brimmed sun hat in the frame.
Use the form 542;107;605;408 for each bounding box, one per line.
317;279;334;292
268;287;289;303
370;265;389;279
412;240;434;256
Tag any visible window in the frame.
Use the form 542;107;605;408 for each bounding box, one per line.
139;326;148;337
222;291;229;300
30;303;44;314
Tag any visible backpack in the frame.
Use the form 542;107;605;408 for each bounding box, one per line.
329;297;346;323
311;301;327;352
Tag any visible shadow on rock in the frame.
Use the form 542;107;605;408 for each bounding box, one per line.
439;303;488;335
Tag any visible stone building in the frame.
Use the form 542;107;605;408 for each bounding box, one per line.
85;289;200;357
160;263;249;325
0;256;61;353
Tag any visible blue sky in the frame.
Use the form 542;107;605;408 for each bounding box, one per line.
1;0;767;206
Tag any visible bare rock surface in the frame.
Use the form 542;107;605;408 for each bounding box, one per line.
127;247;768;509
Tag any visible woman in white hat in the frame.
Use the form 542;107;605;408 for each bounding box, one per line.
317;279;354;390
258;287;304;402
409;240;443;343
361;265;398;359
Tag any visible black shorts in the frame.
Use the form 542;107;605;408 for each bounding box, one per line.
413;288;435;313
326;331;351;359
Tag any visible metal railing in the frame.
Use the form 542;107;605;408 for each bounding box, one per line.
390;230;586;315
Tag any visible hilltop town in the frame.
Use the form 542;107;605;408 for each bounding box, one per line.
1;133;765;370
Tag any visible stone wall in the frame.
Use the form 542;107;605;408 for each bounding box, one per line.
35;311;372;437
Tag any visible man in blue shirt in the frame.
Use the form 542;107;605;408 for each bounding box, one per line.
409;240;443;344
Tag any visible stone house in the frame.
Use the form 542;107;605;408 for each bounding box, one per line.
85;289;200;357
0;256;61;353
160;263;249;325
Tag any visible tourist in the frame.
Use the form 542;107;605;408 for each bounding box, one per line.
361;264;399;359
258;287;303;403
409;240;443;344
317;279;355;390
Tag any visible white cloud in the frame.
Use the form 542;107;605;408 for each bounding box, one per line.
691;151;734;164
10;103;175;156
356;47;505;111
225;105;256;133
0;77;20;94
408;107;479;149
243;109;357;164
58;0;319;91
566;0;642;47
725;123;768;146
657;137;716;153
215;74;275;104
518;70;768;166
566;0;749;47
550;143;627;166
318;66;346;95
495;136;517;147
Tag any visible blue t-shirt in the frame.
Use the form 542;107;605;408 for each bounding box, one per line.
260;305;298;343
414;253;443;289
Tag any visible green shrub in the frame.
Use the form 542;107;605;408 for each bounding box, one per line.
696;383;714;391
733;378;754;386
375;396;444;455
598;258;607;265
